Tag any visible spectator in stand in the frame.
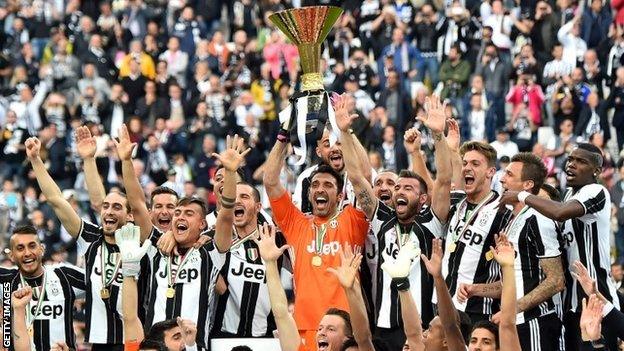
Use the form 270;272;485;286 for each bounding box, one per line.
506;70;545;127
483;0;514;64
558;14;587;67
613;160;624;265
377;70;413;135
119;39;156;80
375;125;408;172
0;110;29;185
159;37;189;88
439;44;471;103
413;3;441;87
475;43;510;128
531;1;561;64
490;128;520;160
380;27;419;93
608;67;624;151
461;93;495;143
582;0;613;49
576;92;610;142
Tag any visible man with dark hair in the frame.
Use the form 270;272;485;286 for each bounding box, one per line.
206;165;273;232
1;225;86;349
116;127;241;348
336;94;452;350
149;187;179;232
500;143;620;351
461;152;564;350
211;156;288;337
263;110;370;348
27;133;133;350
441;140;513;324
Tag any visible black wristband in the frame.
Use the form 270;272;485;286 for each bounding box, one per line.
221;195;235;203
392;277;410;291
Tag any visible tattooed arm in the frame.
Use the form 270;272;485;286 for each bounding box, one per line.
341;130;378;219
517;257;565;312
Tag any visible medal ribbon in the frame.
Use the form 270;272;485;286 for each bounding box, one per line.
394;223;414;249
504;205;530;240
230;228;259;251
100;244;122;290
167;248;195;288
313;213;339;255
20;271;47;332
450;192;496;243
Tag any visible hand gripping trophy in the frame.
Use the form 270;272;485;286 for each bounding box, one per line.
269;6;343;165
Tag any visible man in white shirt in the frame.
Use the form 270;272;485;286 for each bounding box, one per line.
490;128;519;160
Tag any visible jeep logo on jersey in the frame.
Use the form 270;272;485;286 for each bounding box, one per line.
158;268;199;283
94;266;124;284
461;228;484;246
231;262;266;283
366;243;376;260
306;240;341;255
31;303;63;319
384;243;400;260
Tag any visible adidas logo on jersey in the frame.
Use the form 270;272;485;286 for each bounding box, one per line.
231;262;266;283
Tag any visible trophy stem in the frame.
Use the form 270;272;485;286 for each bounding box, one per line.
301;73;323;91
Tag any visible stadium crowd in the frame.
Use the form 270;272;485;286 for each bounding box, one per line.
1;0;624;350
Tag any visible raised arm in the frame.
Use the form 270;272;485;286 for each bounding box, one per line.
404;127;434;197
255;224;300;351
381;241;425;351
419;96;452;222
422;239;466;351
117;224;151;344
263;141;288;200
75;126;106;212
493;234;522;351
446;119;465;191
212;135;250;253
11;287;32;351
328;244;375;351
26;138;82;237
334;94;378;219
115;124;153;241
499;191;585;222
516;257;565;312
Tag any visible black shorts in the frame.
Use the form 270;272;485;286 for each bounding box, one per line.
517;313;562;351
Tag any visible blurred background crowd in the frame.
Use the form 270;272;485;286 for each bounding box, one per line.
0;1;624;342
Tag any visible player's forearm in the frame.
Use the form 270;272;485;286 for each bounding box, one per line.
399;290;426;351
265;261;300;351
341;131;377;217
471;282;502;299
214;169;236;252
517;259;565;312
121;159;152;241
410;150;434;197
352;134;372;183
122;276;144;343
433;276;465;351
450;152;464;190
500;265;522;350
525;195;583;222
263;142;287;199
12;307;30;351
82;157;106;212
432;133;452;185
345;285;375;351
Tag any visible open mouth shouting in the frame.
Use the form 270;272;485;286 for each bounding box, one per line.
314;194;329;210
378;190;392;203
317;340;329;351
234;206;246;219
394;196;408;212
22;257;37;269
464;174;475;187
157;216;172;229
175;221;189;235
103;217;118;230
328;151;343;169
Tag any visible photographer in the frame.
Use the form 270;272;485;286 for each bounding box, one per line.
506;70;545;127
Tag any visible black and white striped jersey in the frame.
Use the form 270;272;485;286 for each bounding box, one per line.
559;184;620;312
363;202;443;329
1;264;85;351
144;228;226;348
212;232;287;337
505;206;561;324
76;220;125;345
441;191;513;315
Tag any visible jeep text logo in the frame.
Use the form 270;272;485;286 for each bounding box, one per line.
231;262;266;284
158;268;199;283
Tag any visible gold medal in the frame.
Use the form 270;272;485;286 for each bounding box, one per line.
311;255;322;267
166;287;175;298
449;242;457;253
27;327;33;338
100;288;110;299
485;250;494;261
